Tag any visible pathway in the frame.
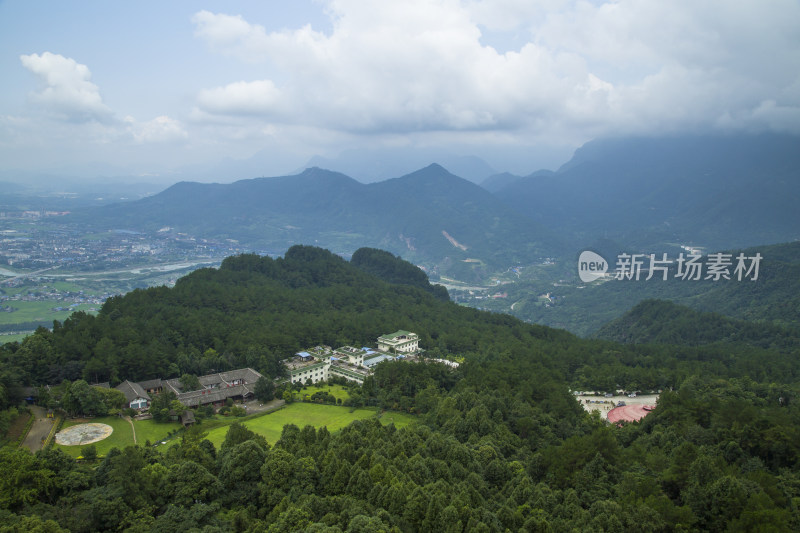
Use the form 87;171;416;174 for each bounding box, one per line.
243;398;285;414
124;415;137;444
21;405;53;453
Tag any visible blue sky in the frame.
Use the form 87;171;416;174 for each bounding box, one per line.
1;0;798;183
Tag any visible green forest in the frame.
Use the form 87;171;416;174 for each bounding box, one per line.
0;245;798;531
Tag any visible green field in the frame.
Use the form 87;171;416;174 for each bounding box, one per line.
52;403;416;457
0;300;97;326
298;383;351;402
133;418;183;445
0;333;29;345
54;416;181;457
202;403;416;448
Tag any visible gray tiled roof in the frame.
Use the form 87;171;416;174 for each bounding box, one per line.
115;380;151;403
137;378;163;390
177;383;255;407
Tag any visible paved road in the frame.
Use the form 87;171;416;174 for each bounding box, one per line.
21;405;54;453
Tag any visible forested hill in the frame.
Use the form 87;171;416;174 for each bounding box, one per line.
1;245;570;387
2;245;800;530
350;247;450;301
594;299;800;348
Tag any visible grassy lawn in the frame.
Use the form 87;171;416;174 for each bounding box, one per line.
299;383;351;402
375;411;416;430
133;418;182;445
201;403;416;449
54;405;417;456
54;416;180;457
55;416;133;458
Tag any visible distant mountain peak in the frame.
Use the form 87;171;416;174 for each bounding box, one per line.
299;166;346;178
397;163;461;182
423;162;448;173
300;150;495;184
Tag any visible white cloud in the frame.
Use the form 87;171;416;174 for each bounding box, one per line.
17;52;187;147
197;80;282;115
19;52;112;122
192;10;272;62
191;0;800;140
127;115;188;144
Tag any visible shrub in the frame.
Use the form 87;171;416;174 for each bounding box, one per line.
81;444;97;462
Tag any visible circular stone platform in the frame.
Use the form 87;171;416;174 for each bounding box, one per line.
55;423;113;446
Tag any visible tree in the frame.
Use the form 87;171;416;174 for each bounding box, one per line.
81;445;97;462
0;448;55;511
98;387;127;412
179;374;202;392
165;460;221;507
149;391;177;422
170;399;188;415
60;380;107;417
221;422;268;453
254;376;275;402
218;440;267;506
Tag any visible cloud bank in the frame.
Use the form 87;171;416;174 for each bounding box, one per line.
191;0;800;141
4;1;799;179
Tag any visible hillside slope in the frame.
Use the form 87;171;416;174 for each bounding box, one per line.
594;299;800;349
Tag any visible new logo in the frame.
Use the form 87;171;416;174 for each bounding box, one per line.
578;250;608;283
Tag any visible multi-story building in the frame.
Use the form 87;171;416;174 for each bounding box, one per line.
285;331;426;386
377;330;420;353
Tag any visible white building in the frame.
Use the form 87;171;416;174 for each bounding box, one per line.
377;330;420;353
284;331;426;386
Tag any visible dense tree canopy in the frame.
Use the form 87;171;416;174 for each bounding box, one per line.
0;245;798;530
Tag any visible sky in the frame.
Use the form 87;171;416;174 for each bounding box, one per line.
1;0;799;184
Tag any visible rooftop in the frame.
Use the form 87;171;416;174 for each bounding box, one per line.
285;357;328;372
363;353;396;368
115;380;151;403
378;330;416;341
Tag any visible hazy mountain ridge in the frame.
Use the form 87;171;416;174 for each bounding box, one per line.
492;133;800;250
65;164;555;279
303;149;497;183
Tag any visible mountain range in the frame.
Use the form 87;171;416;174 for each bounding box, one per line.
490;133;800;251
68;164;556;281
64;133;799;286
